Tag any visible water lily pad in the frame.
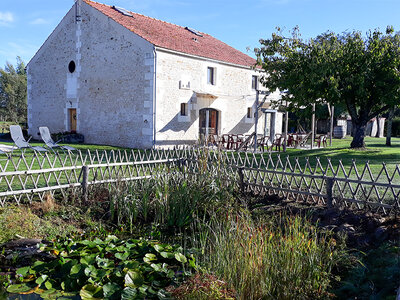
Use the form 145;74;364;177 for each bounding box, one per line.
115;252;129;260
7;283;36;294
80;284;103;300
15;266;31;276
143;253;157;263
121;287;137;300
103;282;121;298
125;270;144;288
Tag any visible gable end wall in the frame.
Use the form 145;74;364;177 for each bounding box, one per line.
28;2;155;148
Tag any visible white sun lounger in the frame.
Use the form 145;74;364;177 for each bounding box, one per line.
39;126;76;152
10;125;48;152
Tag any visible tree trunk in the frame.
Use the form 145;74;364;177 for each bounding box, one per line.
386;107;395;146
350;121;367;148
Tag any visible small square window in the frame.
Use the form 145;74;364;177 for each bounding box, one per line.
247;107;252;118
207;67;215;85
180;103;188;116
252;75;258;90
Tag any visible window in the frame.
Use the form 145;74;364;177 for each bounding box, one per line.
207;67;215;85
252;75;258;90
180;103;188;116
247;107;252;118
68;61;76;73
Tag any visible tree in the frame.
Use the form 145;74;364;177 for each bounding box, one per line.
386;105;400;146
0;57;27;123
255;26;400;148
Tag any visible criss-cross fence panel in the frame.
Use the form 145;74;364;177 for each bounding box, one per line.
179;147;400;215
0;148;181;206
0;147;399;214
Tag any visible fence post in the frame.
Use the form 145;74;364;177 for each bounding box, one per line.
238;167;245;193
81;165;89;203
326;177;334;208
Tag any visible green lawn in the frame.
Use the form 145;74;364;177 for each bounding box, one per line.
265;136;400;175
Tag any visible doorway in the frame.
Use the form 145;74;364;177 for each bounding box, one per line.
263;110;277;142
68;108;77;133
199;108;219;138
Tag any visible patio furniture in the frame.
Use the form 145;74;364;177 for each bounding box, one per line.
271;134;284;152
236;133;255;151
257;135;271;152
297;132;312;148
10;125;48;153
39;126;76;152
229;135;241;150
287;133;298;147
315;134;328;148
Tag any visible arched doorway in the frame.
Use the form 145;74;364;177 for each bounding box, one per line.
199;108;219;138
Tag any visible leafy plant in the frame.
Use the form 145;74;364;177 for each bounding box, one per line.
333;242;400;299
7;235;194;299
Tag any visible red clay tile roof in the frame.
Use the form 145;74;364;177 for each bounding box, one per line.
84;0;257;67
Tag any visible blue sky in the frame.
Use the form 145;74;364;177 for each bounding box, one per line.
0;0;399;67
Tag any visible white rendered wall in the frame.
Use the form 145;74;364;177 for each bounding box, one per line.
154;49;282;146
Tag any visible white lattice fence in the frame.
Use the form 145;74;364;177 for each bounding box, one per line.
180;147;400;215
0;147;399;214
0;148;182;206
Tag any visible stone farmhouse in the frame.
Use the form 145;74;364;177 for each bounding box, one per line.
27;0;283;148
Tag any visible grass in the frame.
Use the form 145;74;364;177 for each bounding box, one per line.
197;213;343;300
266;136;400;174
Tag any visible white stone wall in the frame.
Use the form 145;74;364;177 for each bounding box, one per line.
154;50;282;146
28;1;282;149
28;2;154;148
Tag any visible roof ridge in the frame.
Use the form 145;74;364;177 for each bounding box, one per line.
84;0;207;36
83;0;256;67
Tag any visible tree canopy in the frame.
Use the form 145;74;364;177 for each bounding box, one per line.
0;57;27;123
255;26;400;148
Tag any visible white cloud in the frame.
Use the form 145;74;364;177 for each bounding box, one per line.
30;18;49;25
0;11;14;26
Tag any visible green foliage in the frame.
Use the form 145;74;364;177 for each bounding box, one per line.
392;117;400;137
0;57;27;123
256;26;400;148
198;213;345;299
7;235;194;299
333;243;400;299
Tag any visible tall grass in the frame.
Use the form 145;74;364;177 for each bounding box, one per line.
109;160;236;234
199;212;344;299
107;151;346;299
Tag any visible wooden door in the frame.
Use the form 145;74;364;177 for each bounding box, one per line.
209;110;218;134
69;108;77;133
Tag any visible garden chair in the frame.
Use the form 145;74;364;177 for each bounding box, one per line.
10;125;48;153
297;131;312;148
39;126;76;152
315;134;328;148
271;134;284;152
